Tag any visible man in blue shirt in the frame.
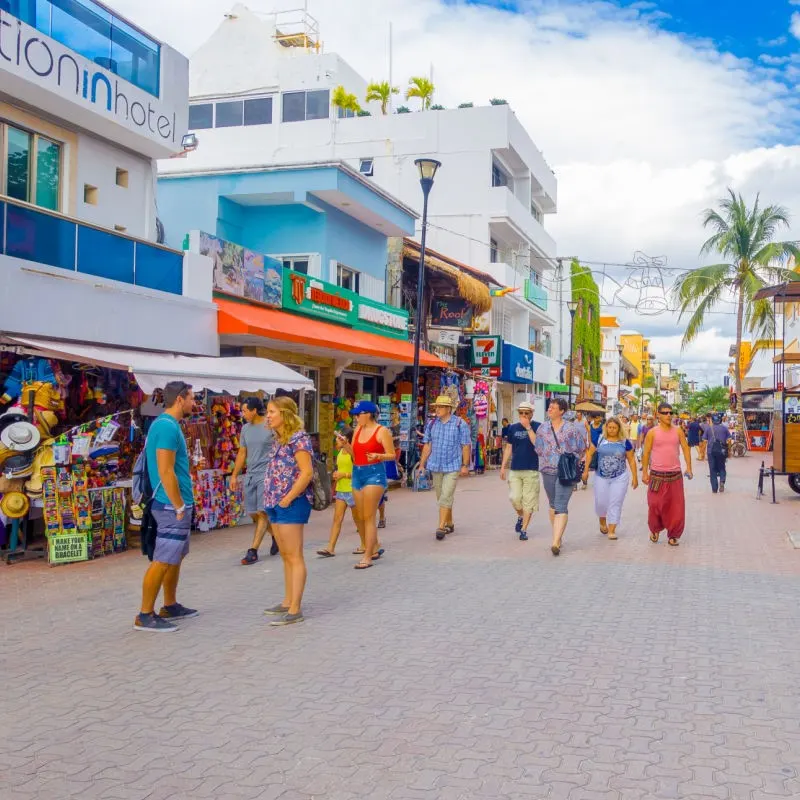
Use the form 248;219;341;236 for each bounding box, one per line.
500;401;541;541
704;413;731;494
419;395;472;541
135;381;198;633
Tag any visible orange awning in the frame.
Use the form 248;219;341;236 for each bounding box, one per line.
217;298;449;368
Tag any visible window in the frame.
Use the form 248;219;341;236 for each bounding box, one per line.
490;238;498;263
530;201;542;223
282;257;309;274
359;158;374;177
2;123;61;211
215;100;244;128
189;104;214;130
282;89;331;122
84;184;98;205
491;159;511;189
337;264;359;293
244;97;272;126
115;168;129;188
337;106;356;119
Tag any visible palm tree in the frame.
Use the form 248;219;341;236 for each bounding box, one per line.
365;81;399;115
331;85;361;117
691;385;730;415
673;189;800;431
406;76;435;110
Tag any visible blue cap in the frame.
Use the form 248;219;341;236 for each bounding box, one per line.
352;400;379;416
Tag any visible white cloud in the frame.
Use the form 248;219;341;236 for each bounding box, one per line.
649;329;733;386
791;11;800;40
103;0;800;384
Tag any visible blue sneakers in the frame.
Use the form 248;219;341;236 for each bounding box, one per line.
158;603;199;620
515;516;523;533
519;531;529;541
134;613;177;633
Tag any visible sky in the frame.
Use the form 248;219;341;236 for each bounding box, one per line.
105;0;800;387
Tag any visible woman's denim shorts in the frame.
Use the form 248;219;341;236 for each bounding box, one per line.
265;494;312;525
352;463;388;491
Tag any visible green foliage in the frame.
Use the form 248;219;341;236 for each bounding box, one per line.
331;85;361;115
570;259;601;382
365;80;399;115
406;76;435;110
430;104;445;110
489;98;508;105
396;105;411;114
686;385;730;415
458;102;474;108
356;109;371;117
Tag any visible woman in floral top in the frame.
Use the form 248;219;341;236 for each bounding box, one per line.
534;398;587;556
262;396;314;627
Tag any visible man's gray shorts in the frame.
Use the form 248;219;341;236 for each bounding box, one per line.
152;502;192;565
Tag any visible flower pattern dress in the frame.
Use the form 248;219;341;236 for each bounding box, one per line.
263;431;314;510
534;421;587;474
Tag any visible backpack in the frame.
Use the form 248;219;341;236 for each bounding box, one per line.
710;428;728;460
310;455;332;511
132;440;160;561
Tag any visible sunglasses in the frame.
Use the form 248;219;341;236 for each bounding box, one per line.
519;411;532;416
659;410;674;415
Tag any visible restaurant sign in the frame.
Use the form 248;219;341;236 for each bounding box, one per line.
282;272;409;340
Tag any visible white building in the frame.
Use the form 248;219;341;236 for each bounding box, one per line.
0;0;217;356
158;4;564;396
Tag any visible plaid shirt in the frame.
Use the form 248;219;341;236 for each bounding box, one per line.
422;415;472;473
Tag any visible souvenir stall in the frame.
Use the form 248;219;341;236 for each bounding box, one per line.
742;390;773;452
0;341;313;565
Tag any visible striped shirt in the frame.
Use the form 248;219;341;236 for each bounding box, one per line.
423;415;472;473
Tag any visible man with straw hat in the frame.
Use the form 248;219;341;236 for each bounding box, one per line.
419;395;472;541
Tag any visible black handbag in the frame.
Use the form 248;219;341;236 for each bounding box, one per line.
552;423;580;486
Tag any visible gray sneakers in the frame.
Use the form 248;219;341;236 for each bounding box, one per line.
270;612;304;627
134;613;178;633
263;604;289;616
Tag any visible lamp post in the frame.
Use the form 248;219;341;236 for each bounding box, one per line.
566;300;578;409
617;343;624;414
408;157;441;476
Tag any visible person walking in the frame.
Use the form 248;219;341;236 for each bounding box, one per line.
641;402;693;547
317;427;364;557
705;413;731;494
586;414;604;483
582;416;638;540
687;416;702;461
135;381;198;632
637;414;654;460
499;401;540;541
629;414;641;452
262;396;314;626
698;414;711;462
232;397;279;565
348;401;395;569
419;395;472;541
534;398;587;556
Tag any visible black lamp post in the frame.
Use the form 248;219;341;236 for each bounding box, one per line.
408;157;441;475
567;300;578;409
617;343;624;413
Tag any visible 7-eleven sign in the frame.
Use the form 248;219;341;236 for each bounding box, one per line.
470;336;501;368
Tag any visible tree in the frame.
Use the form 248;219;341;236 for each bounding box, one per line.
365;80;399;115
406;76;435;110
489;98;508;105
673;189;800;433
331;85;361;116
687;385;730;415
396;105;411;114
430;104;445;111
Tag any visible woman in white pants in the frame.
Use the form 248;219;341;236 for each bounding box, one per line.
582;417;638;540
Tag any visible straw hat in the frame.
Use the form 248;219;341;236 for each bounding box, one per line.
0;420;41;452
0;491;30;519
432;395;454;408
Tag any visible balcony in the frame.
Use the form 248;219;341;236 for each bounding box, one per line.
1;197;183;294
524;279;548;312
489;186;556;257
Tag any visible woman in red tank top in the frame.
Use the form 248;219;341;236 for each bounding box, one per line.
345;401;395;569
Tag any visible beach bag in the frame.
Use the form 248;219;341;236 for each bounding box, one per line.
552;423;580;486
310;456;332;511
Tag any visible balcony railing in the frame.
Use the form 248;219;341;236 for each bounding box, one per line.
6;0;161;97
1;198;183;295
524;279;548;312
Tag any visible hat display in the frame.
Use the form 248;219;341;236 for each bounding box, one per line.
351;400;379;416
0;420;41;453
517;401;535;412
431;395;454;408
0;491;30;519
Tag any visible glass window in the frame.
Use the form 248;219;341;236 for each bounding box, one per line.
337;264;359;293
306;90;330;120
282;92;306;123
35;137;61;211
110;15;160;97
244;97;272;126
215;101;244;128
492;160;510;188
188;104;213;130
51;0;113;69
489;238;498;264
282;258;309;274
6;126;31;203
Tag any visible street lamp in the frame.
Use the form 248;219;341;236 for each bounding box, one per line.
566;299;578;409
408;157;442;476
617;343;624;411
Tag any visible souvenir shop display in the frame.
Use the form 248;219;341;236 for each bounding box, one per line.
378;396;392;428
209;397;241;471
194;469;245;532
398;394;412;453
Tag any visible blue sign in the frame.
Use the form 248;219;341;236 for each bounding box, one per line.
501;342;534;384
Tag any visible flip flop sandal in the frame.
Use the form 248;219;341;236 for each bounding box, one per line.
600;526;608;535
649;532;660;543
354;561;373;570
377;520;386;529
668;538;680;547
371;548;385;561
352;548;365;555
316;549;335;557
608;533;618;540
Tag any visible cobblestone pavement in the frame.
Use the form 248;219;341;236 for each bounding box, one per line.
3;455;800;800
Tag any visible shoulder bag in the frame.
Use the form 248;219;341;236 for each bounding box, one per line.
552;422;580;486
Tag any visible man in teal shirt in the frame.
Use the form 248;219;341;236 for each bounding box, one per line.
135;382;199;633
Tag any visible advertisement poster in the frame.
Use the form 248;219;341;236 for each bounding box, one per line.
243;249;265;302
263;255;283;307
200;232;245;297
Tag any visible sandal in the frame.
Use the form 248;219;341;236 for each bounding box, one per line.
607;532;618;540
316;549;335;558
371;548;385;561
599;525;608;535
377;519;386;529
354;561;373;570
352;548;365;555
668;538;680;547
649;532;659;543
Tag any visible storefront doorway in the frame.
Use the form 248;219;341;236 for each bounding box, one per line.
277;366;319;434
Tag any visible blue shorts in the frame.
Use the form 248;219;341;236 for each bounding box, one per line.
151;502;193;565
335;491;355;508
265;494;312;525
352;463;388;491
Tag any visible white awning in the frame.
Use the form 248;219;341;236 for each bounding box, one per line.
2;336;314;395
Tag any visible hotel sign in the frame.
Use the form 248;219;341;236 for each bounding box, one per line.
282;272;409;340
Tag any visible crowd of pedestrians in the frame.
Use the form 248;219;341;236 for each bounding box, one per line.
134;382;729;632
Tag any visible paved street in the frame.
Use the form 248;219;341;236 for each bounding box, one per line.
3;455;800;800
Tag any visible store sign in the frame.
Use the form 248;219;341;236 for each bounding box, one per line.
281;272;409;339
500;342;534;384
473;367;501;377
437;330;460;345
470;336;501;368
48;534;89;565
431;298;474;329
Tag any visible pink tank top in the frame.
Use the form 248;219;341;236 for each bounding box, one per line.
650;426;681;472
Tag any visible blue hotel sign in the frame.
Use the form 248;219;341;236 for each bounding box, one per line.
500;342;534;384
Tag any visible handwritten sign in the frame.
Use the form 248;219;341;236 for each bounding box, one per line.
49;534;89;565
431;298;473;329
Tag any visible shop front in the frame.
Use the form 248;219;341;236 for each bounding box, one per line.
742;389;774;451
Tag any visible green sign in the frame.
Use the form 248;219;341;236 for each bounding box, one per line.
470;336;502;368
49;533;89;565
282;271;409;340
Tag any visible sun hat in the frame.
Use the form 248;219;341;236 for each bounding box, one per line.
517;401;535;412
432;395;455;408
351;400;379;416
0;420;41;453
0;491;30;519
